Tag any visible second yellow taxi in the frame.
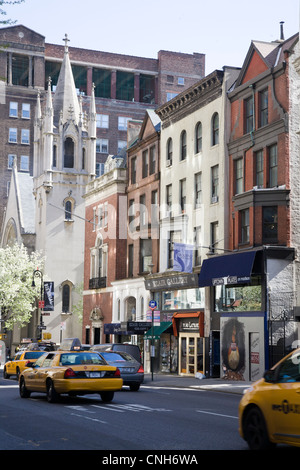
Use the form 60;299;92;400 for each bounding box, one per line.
4;349;45;380
19;348;123;403
239;346;300;449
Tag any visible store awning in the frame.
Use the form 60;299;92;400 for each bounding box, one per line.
172;311;204;337
198;251;257;287
144;322;172;340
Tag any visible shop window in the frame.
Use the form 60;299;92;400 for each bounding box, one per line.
116;71;134;101
93;68;111;99
64;137;74;168
214;283;262;312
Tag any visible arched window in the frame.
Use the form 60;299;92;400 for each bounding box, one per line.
52;144;57;167
166;137;173;166
180;130;187;161
212;113;219;146
82;147;86;170
62;284;70;313
65;200;72;220
195;122;202;154
64;137;74;168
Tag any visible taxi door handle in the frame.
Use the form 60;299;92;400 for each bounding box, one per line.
295;388;300;394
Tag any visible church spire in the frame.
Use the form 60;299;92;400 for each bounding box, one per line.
52;34;80;127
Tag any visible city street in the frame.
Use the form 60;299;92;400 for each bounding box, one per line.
0;371;247;451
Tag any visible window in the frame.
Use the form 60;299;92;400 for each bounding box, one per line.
22;103;30;119
168;230;181;269
64;137;74;168
96;162;105;177
116;71;134;101
53;145;57;167
180;178;186;212
117;140;127;154
210;221;219;253
259;89;268;127
269;144;277;187
245;96;254;134
62;284;71;313
256;150;264;188
142;149;148;178
9;128;17;143
128;244;134;277
240;209;250;244
211;165;219;203
9;102;18;117
11;54;30;87
180;130;187;160
235;158;244;194
166;184;172;216
139;194;147;227
131;156;136;184
263;206;278;243
167;92;177;101
194;172;202;208
212;113;219;146
93;68;111;99
140;239;152;273
65;200;72;220
8;154;15;169
96;139;108;154
195;122;202;154
149;146;156;174
178;77;185;85
72;64;87;95
21;129;30;144
139;74;155;104
167;138;173;166
20;155;29;172
118;116;131;131
96;114;109;128
194;226;201;266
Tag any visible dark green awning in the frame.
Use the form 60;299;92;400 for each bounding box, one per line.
144;322;172;340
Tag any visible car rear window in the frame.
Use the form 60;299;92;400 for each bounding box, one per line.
59;353;106;366
24;351;45;359
100;352;132;362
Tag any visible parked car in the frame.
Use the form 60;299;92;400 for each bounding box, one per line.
4;350;45;380
91;343;142;363
239;346;300;449
19;349;123;403
97;350;144;391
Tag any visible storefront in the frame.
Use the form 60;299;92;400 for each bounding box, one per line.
198;247;296;381
145;272;205;375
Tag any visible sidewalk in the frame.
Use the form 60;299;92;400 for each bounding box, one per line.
143;373;252;395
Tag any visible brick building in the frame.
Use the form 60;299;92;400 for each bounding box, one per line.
0;24;205;232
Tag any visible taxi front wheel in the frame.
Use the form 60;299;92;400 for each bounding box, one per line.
19;377;31;398
244;407;275;450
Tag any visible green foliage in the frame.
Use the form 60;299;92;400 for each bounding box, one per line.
0;1;25;25
0;243;44;329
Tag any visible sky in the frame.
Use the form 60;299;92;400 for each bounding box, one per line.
3;0;300;75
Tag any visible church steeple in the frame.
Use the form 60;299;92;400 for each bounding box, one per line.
52;34;80;128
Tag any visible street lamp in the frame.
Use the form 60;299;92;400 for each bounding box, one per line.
32;269;44;340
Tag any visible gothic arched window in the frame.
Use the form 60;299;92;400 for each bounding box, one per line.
64;137;74;168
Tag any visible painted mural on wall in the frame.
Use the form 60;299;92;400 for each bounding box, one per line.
222;318;245;380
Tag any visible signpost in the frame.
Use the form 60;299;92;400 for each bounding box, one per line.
149;300;157;381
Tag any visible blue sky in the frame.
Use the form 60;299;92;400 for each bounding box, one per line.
4;0;300;74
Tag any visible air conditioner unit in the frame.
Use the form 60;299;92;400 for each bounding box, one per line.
211;196;219;204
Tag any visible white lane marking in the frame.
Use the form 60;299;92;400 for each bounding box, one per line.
0;385;19;389
70;413;107;424
197;410;238;419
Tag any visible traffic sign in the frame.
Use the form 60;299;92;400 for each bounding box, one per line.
149;300;157;310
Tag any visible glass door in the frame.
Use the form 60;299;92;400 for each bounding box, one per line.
180;334;204;375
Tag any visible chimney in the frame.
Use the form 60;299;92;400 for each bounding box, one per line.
280;21;285;41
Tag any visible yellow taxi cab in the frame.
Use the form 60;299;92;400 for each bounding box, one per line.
239;347;300;449
19;345;123;403
4;349;45;380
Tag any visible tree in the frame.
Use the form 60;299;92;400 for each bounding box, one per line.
0;243;44;330
0;0;24;25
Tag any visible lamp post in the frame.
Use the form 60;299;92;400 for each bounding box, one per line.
32;269;44;340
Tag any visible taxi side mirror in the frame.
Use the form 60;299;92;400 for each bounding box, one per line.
263;369;276;383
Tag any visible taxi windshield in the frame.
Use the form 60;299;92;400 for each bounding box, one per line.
59;353;106;366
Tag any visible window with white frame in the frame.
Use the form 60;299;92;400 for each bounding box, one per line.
21;129;30;144
96;114;109;128
118;116;131;131
8;154;15;169
96;139;108;153
22;103;30;119
9;102;18;117
9;128;17;143
194;172;202;208
20;155;29;172
211;165;219;203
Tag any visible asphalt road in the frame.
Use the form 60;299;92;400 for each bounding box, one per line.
0;375;247;452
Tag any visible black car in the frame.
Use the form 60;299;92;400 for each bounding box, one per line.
91;343;142;363
97;351;144;391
